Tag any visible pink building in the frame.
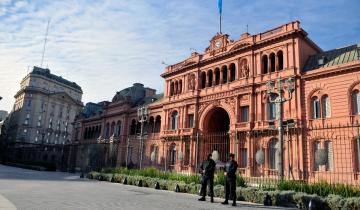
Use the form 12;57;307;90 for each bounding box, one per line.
74;21;360;184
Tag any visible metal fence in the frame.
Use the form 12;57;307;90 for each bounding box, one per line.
2;122;360;186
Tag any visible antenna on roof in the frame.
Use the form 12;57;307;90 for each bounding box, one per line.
40;19;51;68
246;24;248;33
161;61;169;66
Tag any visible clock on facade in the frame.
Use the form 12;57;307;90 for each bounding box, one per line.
215;40;222;48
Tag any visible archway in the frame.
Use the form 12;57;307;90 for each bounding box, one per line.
204;107;230;133
201;107;230;163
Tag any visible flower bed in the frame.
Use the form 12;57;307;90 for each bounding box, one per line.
87;169;360;210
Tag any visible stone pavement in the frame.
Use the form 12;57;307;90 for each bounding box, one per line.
0;165;294;210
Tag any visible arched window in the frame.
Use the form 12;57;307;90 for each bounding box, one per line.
154;115;161;133
352;90;360;115
171;111;179;130
170;82;174;96
222;65;228;84
201;72;206;89
322;95;331;118
116;121;121;136
169;144;176;165
277;51;284;70
268;138;279;170
208;70;213;87
179;80;182;94
355;137;360;172
312;96;320;119
130;119;136;135
230;63;236;82
313;140;321;171
325;140;333;171
174;81;179;95
262;55;268;74
110;122;115;136
215;68;220;85
105;123;110;138
148;116;154;133
270;53;276;72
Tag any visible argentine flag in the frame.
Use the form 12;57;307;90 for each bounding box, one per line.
218;0;223;14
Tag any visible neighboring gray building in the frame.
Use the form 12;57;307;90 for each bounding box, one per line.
3;66;83;145
0;110;8;136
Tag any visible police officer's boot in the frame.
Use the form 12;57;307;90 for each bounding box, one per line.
198;197;205;201
221;200;229;205
210;197;214;203
232;201;236;206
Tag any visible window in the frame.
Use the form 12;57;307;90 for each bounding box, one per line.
215;68;220;85
240;106;249;122
208;70;213;87
239;138;247;168
222;66;228;84
270;53;276;72
230;63;236;82
313;141;321;171
268;102;277;121
355;138;360;172
325;141;333;171
322;95;331;118
312;96;320;119
277;51;284;70
154;116;161;133
188;114;194;128
184;140;190;165
262;55;268;74
269;139;279;170
116;121;121;136
170;82;174;96
105;123;110;138
171;111;178;130
169;144;176;165
201;72;206;89
27;99;31;107
352;90;360;115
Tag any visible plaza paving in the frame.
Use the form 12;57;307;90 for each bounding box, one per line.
0;165;294;210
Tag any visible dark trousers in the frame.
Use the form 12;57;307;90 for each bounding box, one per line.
200;176;214;198
224;176;236;201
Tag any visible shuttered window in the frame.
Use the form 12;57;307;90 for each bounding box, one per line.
269;139;279;170
314;141;321;171
325;141;333;171
322;95;331;118
312;97;320;119
352;90;360;115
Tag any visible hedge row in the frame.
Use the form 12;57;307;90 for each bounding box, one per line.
87;172;360;210
101;167;246;187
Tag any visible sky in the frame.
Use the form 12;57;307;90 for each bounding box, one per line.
0;0;359;112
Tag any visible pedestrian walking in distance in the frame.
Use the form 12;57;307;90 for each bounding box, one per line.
198;153;216;203
221;153;238;206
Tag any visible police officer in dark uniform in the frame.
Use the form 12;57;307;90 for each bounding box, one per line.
198;153;216;203
222;153;238;206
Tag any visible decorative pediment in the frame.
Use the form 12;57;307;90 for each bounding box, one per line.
229;42;251;52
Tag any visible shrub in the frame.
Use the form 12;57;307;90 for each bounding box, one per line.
343;197;360;210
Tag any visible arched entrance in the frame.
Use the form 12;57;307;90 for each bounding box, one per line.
200;107;231;163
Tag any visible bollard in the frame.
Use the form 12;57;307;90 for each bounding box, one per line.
138;180;143;187
309;199;316;210
123;177;128;185
155;182;160;190
175;184;180;193
263;194;272;206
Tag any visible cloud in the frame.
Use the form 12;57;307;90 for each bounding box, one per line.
0;0;359;112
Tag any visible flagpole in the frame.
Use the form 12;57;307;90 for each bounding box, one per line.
220;12;222;34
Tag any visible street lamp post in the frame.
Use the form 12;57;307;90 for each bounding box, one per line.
266;76;295;180
137;106;149;170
